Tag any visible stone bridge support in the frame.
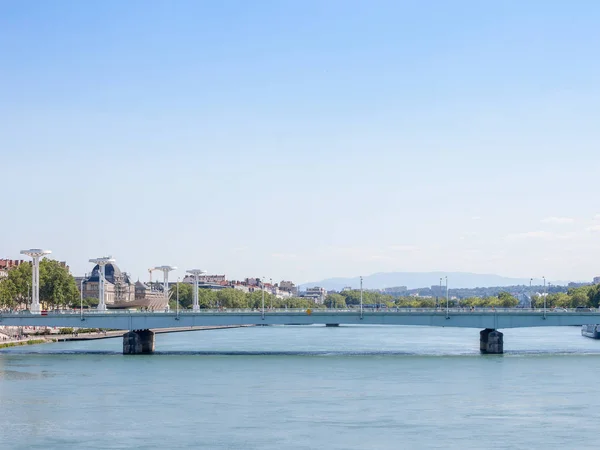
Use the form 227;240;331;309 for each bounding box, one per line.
480;328;503;354
123;330;155;355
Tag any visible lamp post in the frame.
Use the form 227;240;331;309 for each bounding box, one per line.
543;276;546;319
445;276;449;319
20;249;51;314
269;278;273;309
360;276;363;319
530;278;533;308
176;277;180;318
439;277;442;308
261;277;265;320
80;275;85;319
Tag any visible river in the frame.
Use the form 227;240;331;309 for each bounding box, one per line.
1;325;599;449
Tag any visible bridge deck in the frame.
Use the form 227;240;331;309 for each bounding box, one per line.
1;309;599;330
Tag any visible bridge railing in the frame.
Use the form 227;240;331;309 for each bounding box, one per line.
2;307;600;316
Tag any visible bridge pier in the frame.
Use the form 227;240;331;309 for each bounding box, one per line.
123;330;155;355
480;328;503;354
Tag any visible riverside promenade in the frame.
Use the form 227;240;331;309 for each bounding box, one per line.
0;325;249;348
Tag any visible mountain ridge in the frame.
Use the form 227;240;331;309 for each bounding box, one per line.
300;272;564;291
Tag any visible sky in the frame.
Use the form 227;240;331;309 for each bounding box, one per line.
1;0;600;285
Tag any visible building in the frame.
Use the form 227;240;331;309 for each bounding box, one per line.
82;262;166;310
383;286;408;295
278;280;297;295
182;274;226;284
182;274;228;291
303;287;327;304
0;259;25;279
0;259;25;271
244;278;261;287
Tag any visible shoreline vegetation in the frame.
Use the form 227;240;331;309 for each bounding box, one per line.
0;338;49;349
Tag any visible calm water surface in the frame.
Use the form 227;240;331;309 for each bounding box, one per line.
1;325;599;449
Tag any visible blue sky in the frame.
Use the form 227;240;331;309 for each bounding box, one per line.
2;1;600;285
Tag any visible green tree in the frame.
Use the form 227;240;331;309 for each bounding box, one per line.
247;290;278;309
497;292;519;307
0;259;78;309
0;262;31;306
198;289;217;308
569;286;591;307
325;293;346;308
0;279;19;308
340;290;361;306
588;285;600;308
170;283;193;308
39;259;79;308
216;288;248;308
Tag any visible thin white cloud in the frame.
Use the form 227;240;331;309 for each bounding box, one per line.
586;225;600;233
541;217;575;224
389;245;418;252
506;231;576;241
271;253;297;260
471;216;482;220
369;254;395;261
594;214;600;220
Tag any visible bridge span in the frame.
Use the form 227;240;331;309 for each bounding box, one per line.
1;308;597;354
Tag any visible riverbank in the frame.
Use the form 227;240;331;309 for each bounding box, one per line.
0;325;252;348
0;338;51;349
55;325;251;341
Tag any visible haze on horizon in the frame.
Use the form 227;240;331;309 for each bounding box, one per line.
2;1;599;284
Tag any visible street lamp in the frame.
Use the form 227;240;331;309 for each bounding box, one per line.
529;278;533;308
445;276;449;319
438;277;442;308
269;278;273;309
261;277;265;320
80;275;85;319
360;276;363;319
543;276;546;319
176;277;180;318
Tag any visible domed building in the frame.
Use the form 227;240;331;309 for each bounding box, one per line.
82;262;167;310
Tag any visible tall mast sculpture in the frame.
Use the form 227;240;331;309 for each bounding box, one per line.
20;249;52;314
154;266;177;311
89;256;115;311
186;269;207;311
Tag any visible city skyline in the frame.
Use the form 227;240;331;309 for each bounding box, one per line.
2;1;600;283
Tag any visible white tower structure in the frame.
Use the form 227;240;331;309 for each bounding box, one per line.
186;269;207;311
20;249;52;314
154;266;176;311
89;256;116;311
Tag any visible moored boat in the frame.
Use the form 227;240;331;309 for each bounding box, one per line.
581;325;600;339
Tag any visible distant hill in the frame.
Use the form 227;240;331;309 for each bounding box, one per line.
300;272;535;291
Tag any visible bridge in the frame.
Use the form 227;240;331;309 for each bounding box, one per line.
2;308;599;354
